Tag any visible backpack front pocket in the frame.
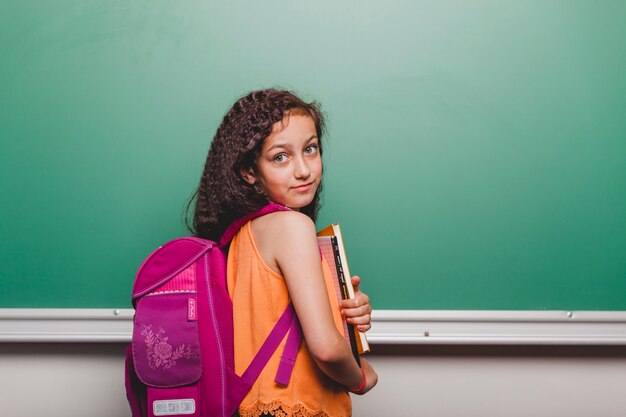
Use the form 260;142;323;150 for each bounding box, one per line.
133;294;202;387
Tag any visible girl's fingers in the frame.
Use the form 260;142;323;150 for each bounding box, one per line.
346;313;372;332
341;303;372;318
340;298;364;309
346;313;371;325
341;288;369;306
356;323;371;332
341;276;372;332
343;307;372;332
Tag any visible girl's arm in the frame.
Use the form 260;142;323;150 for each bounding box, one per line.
252;211;377;393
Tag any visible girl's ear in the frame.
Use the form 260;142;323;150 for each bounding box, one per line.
240;167;256;185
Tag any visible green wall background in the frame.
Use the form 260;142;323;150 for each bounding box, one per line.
1;1;625;309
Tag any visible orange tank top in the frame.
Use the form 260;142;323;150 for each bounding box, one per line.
227;221;352;417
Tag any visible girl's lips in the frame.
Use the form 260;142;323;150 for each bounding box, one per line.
293;181;314;191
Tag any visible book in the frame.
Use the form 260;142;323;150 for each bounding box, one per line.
317;223;370;365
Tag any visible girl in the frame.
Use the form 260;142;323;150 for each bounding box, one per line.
188;89;377;417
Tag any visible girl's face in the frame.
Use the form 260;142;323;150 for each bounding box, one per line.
242;113;322;210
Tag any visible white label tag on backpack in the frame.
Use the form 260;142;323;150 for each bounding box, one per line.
188;297;198;321
153;399;196;416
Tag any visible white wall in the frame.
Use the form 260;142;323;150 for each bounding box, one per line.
1;343;625;417
354;345;626;417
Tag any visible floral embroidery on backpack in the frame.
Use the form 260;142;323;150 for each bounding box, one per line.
141;324;198;369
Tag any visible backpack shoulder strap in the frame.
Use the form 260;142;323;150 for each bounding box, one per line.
274;311;303;385
240;304;302;386
218;202;290;248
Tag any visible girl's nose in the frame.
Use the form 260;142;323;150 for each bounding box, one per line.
294;156;311;179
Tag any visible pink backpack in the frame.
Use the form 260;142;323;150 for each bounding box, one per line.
125;203;302;417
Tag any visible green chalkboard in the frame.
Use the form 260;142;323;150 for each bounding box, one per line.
1;1;625;309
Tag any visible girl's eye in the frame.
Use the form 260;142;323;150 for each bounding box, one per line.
273;154;288;163
305;145;318;155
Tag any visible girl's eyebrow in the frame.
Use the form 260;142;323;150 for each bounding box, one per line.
305;135;319;143
266;143;289;152
267;135;318;152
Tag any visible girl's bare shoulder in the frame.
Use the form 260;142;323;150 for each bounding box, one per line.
252;210;315;240
251;211;318;258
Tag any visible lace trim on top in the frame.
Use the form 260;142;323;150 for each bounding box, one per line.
239;400;345;417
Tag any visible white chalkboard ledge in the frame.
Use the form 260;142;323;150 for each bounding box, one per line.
1;309;625;345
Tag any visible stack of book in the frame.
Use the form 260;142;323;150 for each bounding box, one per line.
317;223;370;365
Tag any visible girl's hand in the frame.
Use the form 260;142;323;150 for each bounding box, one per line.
340;276;372;332
352;358;378;395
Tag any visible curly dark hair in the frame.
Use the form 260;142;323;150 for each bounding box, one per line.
185;88;326;241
